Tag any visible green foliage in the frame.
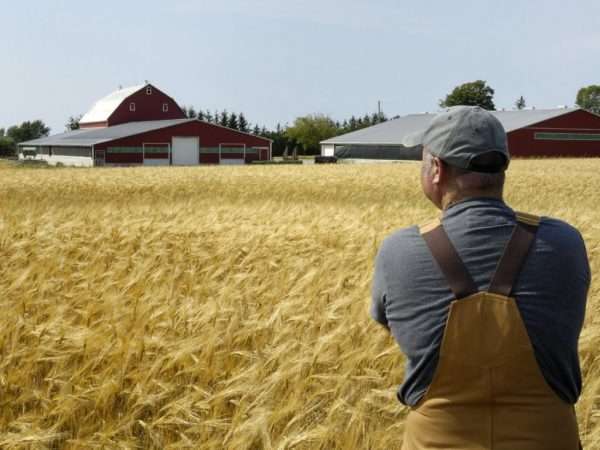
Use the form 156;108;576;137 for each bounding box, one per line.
7;120;50;143
576;85;600;114
219;111;229;127
286;114;338;155
238;113;249;133
66;115;82;131
440;80;496;110
0;136;16;157
515;96;526;110
228;113;239;130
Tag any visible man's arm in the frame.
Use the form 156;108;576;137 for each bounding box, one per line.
371;244;390;329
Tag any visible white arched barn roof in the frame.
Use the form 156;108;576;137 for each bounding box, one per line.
80;84;145;124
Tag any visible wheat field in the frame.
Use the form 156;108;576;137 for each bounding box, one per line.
0;159;598;449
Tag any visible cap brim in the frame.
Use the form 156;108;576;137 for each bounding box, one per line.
402;130;425;147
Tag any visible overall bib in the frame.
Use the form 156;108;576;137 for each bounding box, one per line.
402;212;581;450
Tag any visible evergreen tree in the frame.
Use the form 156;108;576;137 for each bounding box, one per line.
228;113;239;130
187;106;197;119
362;114;371;127
515;96;526;110
239;113;249;133
252;125;261;135
219;110;229;127
197;110;205;121
349;116;357;131
205;110;213;123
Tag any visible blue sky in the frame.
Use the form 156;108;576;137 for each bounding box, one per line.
1;0;599;133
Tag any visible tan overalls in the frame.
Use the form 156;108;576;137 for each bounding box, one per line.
402;212;581;450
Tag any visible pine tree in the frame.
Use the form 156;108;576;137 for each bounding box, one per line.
349;116;357;131
239;113;249;133
252;125;261;135
205;110;213;123
219;110;229;127
515;96;526;110
362;114;371;127
228;113;239;130
197;110;205;121
188;106;197;118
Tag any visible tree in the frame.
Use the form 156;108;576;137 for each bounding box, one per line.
7;120;50;143
204;110;213;123
576;85;600;114
440;80;496;110
219;110;229;127
0;127;15;157
66;114;82;131
515;96;526;110
197;110;205;121
252;124;261;135
228;113;239;130
187;106;197;119
285;114;338;155
349;116;357;131
238;113;249;133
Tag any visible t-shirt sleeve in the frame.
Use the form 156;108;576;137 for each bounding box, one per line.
371;243;389;327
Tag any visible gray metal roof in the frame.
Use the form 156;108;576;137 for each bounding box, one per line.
19;119;194;147
321;107;581;145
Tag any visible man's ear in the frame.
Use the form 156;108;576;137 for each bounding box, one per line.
431;157;443;185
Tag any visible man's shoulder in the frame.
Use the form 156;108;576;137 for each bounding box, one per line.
538;216;585;246
534;215;589;277
378;222;431;262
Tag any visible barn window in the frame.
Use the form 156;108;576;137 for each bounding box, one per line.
162;103;169;112
146;86;152;95
129;102;136;112
535;132;600;141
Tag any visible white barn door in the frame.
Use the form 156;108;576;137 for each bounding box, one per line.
171;137;199;165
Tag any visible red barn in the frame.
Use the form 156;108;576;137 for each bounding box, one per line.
18;83;272;166
321;108;600;159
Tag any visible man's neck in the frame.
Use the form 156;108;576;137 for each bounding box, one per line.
441;191;504;210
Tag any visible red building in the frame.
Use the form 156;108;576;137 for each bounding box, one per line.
19;83;272;166
321;108;600;159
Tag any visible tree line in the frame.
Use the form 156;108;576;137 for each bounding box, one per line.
0;121;50;157
178;105;389;156
2;84;600;159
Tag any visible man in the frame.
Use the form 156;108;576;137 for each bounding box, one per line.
371;106;590;449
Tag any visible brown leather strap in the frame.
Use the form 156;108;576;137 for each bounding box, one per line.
421;224;478;299
488;221;538;297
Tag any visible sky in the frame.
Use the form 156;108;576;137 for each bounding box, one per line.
1;0;599;134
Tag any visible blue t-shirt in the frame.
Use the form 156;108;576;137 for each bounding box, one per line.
371;197;590;406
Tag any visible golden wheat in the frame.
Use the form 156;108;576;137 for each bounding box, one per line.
0;159;598;449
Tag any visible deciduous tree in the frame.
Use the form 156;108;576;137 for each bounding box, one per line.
440;80;496;110
576;85;600;114
286;114;337;155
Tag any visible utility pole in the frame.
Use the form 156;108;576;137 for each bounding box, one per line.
377;100;382;117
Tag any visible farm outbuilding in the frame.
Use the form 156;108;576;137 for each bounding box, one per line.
321;107;600;160
18;84;272;166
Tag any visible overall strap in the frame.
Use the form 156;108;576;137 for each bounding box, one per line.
488;212;541;297
420;219;478;300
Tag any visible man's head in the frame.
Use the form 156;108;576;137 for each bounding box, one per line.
404;106;510;209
